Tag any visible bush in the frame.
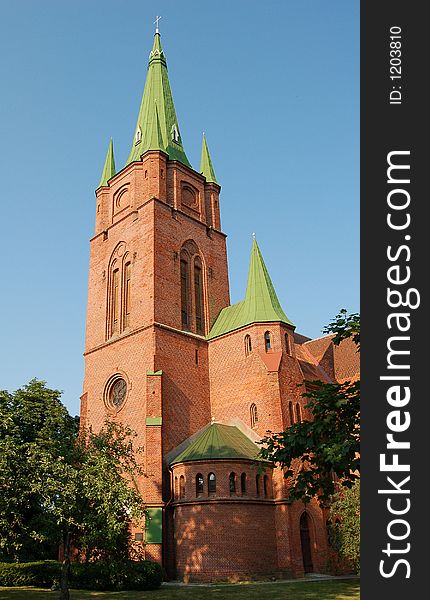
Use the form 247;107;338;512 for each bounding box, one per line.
70;559;163;591
0;559;162;591
0;560;60;587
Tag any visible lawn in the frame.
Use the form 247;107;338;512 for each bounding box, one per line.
0;580;359;600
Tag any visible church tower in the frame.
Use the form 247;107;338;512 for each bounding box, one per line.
81;24;358;582
81;28;229;564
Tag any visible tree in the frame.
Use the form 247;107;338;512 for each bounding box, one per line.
0;380;146;600
259;310;360;504
34;420;146;600
0;380;78;561
329;480;360;572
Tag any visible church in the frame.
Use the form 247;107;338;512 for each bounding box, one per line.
80;26;359;582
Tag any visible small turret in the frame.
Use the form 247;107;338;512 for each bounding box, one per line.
98;138;116;188
200;134;218;184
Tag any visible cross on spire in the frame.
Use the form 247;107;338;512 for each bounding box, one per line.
154;15;161;34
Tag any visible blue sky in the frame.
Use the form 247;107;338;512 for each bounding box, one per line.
0;1;359;417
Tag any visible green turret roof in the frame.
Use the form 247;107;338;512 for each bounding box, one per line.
207;239;294;340
126;33;191;167
200;134;218;184
170;424;261;465
98;138;116;187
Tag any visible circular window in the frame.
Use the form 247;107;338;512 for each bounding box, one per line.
106;376;127;410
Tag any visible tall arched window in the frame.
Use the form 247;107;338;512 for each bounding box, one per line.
194;257;204;335
179;241;206;335
196;473;204;496
256;474;261;496
244;334;252;356
107;243;132;339
180;257;190;330
208;472;216;495
179;475;185;499
263;474;269;498
289;401;295;425
264;331;271;352
174;476;178;500
111;268;120;334
229;472;237;496
285;333;291;355
250;403;258;429
240;472;247;496
295;403;302;423
123;261;131;328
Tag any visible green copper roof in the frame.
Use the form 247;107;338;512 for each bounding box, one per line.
207;239;294;340
98;138;116;187
145;101;164;152
200;134;218;184
171;424;260;465
126;33;191;167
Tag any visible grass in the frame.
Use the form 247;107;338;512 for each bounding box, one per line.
0;579;359;600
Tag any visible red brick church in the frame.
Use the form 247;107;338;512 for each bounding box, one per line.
80;27;359;582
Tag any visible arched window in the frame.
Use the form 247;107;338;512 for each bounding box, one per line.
107;243;132;339
289;401;295;425
111;268;120;334
264;331;271;352
179;241;206;335
171;123;180;143
180;257;190;330
174;476;178;500
263;474;269;498
250;403;258;429
194;257;204;335
135;126;142;145
123;261;131;328
285;333;291;355
240;472;247;496
256;474;261;496
196;473;204;496
179;475;185;499
244;334;252;356
208;472;216;495
295;403;302;423
229;472;236;496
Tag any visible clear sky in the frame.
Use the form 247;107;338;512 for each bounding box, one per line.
0;1;359;417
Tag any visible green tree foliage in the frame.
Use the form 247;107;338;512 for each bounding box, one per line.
323;309;360;349
259;311;360;505
0;380;146;600
0;380;78;561
329;480;360;572
35;420;146;599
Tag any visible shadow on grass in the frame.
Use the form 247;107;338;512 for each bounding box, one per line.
0;580;360;600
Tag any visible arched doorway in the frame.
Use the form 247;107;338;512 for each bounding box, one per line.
300;511;314;573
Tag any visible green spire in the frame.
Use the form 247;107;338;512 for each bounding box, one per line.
98;138;116;188
244;238;292;323
200;134;218;184
207;238;294;340
126;32;191;167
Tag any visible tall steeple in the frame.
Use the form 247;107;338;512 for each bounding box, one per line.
244;239;293;325
200;134;218;184
126;31;191;167
207;239;294;339
98;138;116;187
